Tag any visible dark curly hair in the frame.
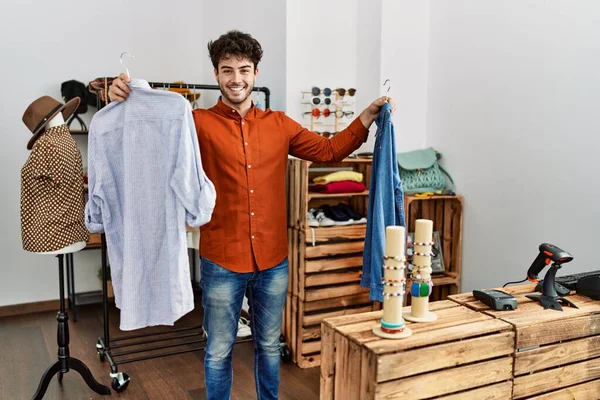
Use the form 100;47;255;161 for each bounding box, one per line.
208;30;263;71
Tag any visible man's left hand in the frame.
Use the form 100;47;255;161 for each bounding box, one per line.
359;96;396;129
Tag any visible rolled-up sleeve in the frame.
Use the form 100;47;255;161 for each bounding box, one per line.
288;115;369;163
170;105;216;227
84;128;105;233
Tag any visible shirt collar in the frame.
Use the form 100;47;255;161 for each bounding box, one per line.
129;79;151;90
214;98;258;120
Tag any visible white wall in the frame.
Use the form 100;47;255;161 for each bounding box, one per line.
380;0;431;152
199;1;287;111
427;1;600;291
286;0;359;129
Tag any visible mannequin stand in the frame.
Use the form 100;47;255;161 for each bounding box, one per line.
32;254;110;399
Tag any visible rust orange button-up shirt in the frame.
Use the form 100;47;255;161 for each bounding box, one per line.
193;99;369;273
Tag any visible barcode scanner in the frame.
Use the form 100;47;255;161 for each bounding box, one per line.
527;243;573;282
525;243;577;311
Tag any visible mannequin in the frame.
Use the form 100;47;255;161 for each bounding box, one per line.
28;112;109;399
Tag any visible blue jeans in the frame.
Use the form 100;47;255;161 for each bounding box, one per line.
200;257;288;400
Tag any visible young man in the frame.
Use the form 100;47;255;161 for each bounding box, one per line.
109;30;395;400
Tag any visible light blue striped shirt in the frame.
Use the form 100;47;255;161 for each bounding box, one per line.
85;79;216;330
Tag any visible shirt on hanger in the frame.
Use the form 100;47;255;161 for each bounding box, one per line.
193;100;369;273
85;79;216;330
361;103;406;302
20;124;89;252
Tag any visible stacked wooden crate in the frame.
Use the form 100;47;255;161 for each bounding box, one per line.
450;284;600;399
285;157;379;368
320;300;515;399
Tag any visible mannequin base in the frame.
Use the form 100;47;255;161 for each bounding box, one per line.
372;325;413;339
32;254;110;399
403;310;438;323
35;241;86;255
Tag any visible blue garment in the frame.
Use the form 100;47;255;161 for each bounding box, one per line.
361;103;405;302
85;79;216;330
201;256;288;400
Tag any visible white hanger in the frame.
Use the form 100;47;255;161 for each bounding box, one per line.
383;79;391;93
120;52;134;79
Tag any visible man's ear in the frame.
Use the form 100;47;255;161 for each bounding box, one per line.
254;68;259;79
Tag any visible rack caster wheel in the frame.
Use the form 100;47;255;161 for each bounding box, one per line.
280;343;291;363
110;372;130;393
96;339;106;362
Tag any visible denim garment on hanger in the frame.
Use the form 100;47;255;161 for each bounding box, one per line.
361;103;405;302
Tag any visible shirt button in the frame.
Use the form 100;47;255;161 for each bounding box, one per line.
232;110;235;113
252;235;255;239
248;165;251;168
251;212;255;216
250;189;254;193
242;121;245;125
245;142;248;146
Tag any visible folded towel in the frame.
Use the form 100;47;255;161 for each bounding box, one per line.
313;171;363;185
309;180;366;194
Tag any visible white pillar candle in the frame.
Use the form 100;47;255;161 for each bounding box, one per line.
412;220;433;317
404;219;438;323
383;226;405;325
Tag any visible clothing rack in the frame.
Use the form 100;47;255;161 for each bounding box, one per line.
148;82;271;109
94;81;273;393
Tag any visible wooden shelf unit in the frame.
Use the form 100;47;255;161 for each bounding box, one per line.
285;158;377;369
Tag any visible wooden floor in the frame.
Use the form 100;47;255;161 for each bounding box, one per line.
0;299;320;400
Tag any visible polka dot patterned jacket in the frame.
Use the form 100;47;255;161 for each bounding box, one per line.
20;124;89;252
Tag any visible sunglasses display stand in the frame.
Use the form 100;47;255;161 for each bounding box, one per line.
302;87;356;138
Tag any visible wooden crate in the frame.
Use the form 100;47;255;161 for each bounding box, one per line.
320;300;514;400
86;232;101;249
450;286;600;399
287;158;372;231
284;292;378;369
404;195;464;299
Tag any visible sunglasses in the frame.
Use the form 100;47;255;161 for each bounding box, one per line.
304;108;354;118
333;88;356;97
312;87;332;97
304;108;332;118
312;97;332;105
334;109;354;118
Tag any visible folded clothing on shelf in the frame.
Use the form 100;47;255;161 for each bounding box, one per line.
313;170;363;185
309;180;366;194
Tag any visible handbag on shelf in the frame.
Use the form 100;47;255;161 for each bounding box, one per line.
60;80;89;131
397;147;455;194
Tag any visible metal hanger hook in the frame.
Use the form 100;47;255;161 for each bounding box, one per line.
383;79;391;93
120;52;134;79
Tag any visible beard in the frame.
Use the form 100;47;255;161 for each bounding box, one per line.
218;79;255;105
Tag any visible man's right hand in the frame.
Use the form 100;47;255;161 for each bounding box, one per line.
108;73;131;102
